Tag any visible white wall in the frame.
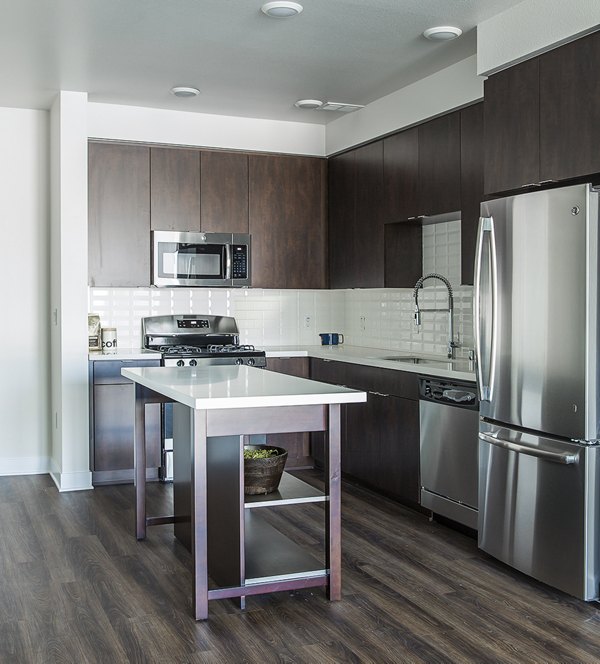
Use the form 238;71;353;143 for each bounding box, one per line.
326;55;483;155
88;103;326;156
0;108;51;475
478;0;600;75
50;92;92;491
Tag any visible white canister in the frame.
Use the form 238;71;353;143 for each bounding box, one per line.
101;327;118;354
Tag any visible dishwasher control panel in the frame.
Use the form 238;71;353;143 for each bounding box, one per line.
419;377;478;410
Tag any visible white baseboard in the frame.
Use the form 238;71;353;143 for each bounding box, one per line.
49;468;93;492
0;455;51;476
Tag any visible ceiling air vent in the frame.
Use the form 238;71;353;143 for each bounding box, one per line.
318;102;365;113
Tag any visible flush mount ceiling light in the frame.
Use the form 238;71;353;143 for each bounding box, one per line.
294;99;323;109
423;26;462;41
170;86;200;98
261;1;303;18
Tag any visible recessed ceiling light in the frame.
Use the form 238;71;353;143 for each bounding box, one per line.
423;26;462;41
261;2;303;18
294;99;323;109
170;86;200;98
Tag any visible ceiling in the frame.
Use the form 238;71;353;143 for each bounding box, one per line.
0;0;525;124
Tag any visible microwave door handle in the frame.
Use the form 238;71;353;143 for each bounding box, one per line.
224;243;232;280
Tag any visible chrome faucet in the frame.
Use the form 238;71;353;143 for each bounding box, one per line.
413;273;458;359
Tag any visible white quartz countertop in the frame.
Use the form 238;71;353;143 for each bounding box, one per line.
262;345;476;382
121;365;367;410
89;349;162;361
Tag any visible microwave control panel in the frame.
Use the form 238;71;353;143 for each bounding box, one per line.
231;245;248;279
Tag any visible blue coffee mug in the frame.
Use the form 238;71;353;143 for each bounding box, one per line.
319;333;344;345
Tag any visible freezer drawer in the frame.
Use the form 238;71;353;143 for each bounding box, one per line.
478;422;600;600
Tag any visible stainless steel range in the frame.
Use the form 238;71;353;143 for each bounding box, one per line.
142;314;266;368
142;314;266;480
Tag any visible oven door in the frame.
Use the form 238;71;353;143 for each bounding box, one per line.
152;231;232;287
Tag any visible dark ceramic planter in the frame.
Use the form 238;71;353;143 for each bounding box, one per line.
243;445;288;495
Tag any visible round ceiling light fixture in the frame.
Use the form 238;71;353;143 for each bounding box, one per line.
170;86;200;98
294;99;323;109
423;26;463;41
261;2;303;18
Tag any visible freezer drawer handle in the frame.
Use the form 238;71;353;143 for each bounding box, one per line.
479;432;577;465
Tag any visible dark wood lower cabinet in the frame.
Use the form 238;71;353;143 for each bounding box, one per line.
309;359;420;508
264;357;312;468
90;359;161;484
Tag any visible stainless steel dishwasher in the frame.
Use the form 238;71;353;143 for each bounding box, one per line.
419;377;479;529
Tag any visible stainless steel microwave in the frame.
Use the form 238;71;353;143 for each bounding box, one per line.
152;231;251;287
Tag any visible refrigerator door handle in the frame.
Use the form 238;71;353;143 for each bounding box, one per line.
474;216;497;401
479;432;577;465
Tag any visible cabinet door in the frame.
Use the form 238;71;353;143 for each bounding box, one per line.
93;384;161;471
150;147;200;231
249;154;327;289
265;358;311;469
373;394;420;506
354;141;385;287
484;58;540;195
460;103;485;285
328;150;356;289
383;128;420;222
344;397;377;482
88;143;150;287
384;222;422;288
418;112;461;216
540;31;600;182
201;151;249;234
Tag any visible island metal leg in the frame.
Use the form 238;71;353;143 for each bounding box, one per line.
326;404;342;601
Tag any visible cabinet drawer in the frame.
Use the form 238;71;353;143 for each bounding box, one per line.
92;359;161;385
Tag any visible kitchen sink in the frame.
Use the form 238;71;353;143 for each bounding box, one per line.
379;356;452;367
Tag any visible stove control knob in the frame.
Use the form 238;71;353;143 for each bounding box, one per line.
235;358;244;365
177;360;185;367
247;358;255;366
189;359;197;367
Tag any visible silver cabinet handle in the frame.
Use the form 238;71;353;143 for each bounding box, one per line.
368;390;389;397
479;432;577;465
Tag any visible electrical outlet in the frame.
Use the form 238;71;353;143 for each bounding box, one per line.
360;316;366;331
304;316;311;328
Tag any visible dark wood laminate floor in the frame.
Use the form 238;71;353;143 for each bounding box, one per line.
2;472;600;663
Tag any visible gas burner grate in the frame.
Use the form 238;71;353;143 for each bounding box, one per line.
206;344;256;354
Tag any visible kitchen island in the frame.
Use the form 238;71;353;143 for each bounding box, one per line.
121;365;366;620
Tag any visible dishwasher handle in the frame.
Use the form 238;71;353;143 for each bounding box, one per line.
442;389;476;403
479;432;577;465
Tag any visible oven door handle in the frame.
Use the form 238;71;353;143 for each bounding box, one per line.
479;432;577;465
225;244;232;280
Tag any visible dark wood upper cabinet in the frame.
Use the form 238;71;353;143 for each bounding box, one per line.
88;142;151;287
201;151;249;234
383;128;419;222
460;102;485;285
249;154;327;289
384;222;422;288
150;147;200;232
418;111;461;216
484;57;540;195
354;141;385;288
540;30;600;182
328;150;356;289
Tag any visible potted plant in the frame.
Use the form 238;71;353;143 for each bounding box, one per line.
243;444;288;495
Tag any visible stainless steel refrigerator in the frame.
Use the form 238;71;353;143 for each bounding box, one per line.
475;183;600;600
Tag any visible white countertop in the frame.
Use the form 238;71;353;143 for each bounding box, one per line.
121;365;367;410
262;345;476;382
93;344;476;381
89;349;162;361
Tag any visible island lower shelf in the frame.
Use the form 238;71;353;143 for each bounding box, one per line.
245;473;327;582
